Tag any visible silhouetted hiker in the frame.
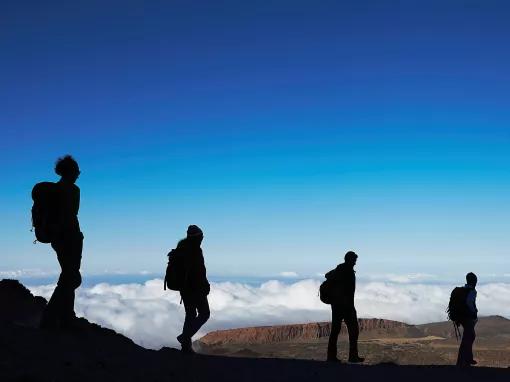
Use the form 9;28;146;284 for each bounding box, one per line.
36;155;83;329
320;251;364;363
447;272;478;367
167;225;210;353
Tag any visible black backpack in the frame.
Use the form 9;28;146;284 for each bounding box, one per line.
319;279;334;304
447;286;470;324
31;182;59;244
163;249;187;291
319;268;345;305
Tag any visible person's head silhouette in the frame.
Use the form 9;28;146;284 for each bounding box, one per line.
55;155;80;184
466;272;478;288
344;251;358;268
187;225;204;246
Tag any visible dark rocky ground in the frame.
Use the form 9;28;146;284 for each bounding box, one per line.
1;279;509;382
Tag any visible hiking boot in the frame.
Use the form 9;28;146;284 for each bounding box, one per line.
177;334;194;354
348;356;365;363
181;345;195;354
469;360;478;366
326;357;342;363
176;334;187;345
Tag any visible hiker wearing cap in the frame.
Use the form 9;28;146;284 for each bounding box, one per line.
325;251;365;363
175;225;210;353
456;272;478;367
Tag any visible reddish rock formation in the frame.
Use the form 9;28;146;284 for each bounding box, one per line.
199;319;413;346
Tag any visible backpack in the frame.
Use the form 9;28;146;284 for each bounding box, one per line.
447;286;470;324
319;268;345;305
31;182;59;244
163;248;187;291
319;279;334;304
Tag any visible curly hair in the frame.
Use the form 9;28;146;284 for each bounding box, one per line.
54;155;79;177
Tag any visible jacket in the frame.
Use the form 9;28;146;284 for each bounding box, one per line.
55;180;82;238
325;262;356;307
177;239;210;296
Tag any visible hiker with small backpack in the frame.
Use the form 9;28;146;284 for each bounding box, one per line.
164;225;210;353
35;155;84;329
447;272;478;367
320;251;365;363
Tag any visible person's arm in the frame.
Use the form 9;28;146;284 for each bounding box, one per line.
473;290;478;319
71;185;81;233
466;289;477;319
189;250;209;293
76;187;80;214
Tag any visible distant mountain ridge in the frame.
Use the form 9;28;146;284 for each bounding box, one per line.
199;319;416;346
199;316;510;347
418;315;510;344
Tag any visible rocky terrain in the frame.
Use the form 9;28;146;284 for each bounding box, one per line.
197;315;510;368
1;278;510;382
200;319;419;346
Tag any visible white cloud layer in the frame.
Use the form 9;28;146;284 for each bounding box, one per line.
0;269;59;278
29;279;510;350
364;273;438;284
279;271;299;278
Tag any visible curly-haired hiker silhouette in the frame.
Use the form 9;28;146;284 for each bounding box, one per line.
323;251;365;363
455;272;478;367
172;225;210;353
38;155;84;329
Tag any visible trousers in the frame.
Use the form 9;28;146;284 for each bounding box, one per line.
327;304;360;359
457;319;476;366
42;232;83;327
180;292;210;341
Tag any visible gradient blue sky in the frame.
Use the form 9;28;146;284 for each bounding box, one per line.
1;1;509;279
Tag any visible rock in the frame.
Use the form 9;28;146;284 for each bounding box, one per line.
199;319;412;346
0;279;46;327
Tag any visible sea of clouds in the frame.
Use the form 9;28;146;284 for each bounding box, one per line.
28;278;510;350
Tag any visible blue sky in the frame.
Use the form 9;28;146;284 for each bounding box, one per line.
1;1;509;280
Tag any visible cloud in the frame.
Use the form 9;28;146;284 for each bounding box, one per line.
0;269;58;278
29;279;510;350
364;273;438;284
278;271;299;278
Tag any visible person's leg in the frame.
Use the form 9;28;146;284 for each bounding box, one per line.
327;304;343;361
466;321;476;363
457;322;467;366
59;235;83;325
40;239;67;328
180;294;198;343
187;294;210;339
178;293;209;353
191;295;211;337
345;308;363;362
457;321;476;366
